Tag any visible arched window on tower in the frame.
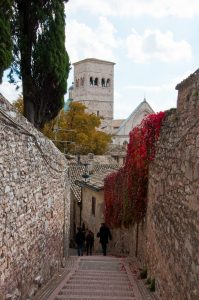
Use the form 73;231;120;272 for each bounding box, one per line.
106;78;110;87
101;78;105;87
94;77;98;86
90;77;94;86
80;77;84;86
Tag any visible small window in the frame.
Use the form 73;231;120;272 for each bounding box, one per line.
106;78;110;87
81;77;84;86
94;78;98;86
97;111;99;117
101;78;105;87
90;77;94;86
114;156;119;163
92;197;96;216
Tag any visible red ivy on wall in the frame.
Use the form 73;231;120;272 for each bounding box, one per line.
104;112;165;227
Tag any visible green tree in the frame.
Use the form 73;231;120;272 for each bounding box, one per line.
42;102;112;154
9;0;70;129
13;98;112;154
0;0;13;83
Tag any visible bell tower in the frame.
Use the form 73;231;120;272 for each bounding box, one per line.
72;58;115;133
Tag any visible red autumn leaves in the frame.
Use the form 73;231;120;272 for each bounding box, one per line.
104;112;165;227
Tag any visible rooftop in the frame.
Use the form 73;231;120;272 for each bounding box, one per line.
73;58;115;66
70;164;119;201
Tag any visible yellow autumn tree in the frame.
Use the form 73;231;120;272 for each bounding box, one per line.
13;97;112;154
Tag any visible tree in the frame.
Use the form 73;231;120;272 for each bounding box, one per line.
13;98;112;155
9;0;70;129
0;0;13;83
43;102;112;154
13;94;24;113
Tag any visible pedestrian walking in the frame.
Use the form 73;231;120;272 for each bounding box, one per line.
97;223;112;256
85;229;94;255
75;227;85;256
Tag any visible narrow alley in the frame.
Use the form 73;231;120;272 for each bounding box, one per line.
36;255;154;300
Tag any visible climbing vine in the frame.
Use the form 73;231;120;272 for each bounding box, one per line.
104;112;165;227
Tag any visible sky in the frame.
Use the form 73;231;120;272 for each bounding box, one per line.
0;0;199;119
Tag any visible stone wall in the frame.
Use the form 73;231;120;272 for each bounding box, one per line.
0;95;70;300
107;70;199;300
110;221;147;261
146;70;199;300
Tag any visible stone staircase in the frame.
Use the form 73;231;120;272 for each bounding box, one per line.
48;256;143;300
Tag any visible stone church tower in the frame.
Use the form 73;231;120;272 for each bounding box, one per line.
72;58;115;132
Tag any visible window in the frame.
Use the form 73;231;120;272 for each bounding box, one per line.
94;77;98;86
80;77;84;86
106;78;110;87
92;197;96;216
114;156;119;163
97;110;99;117
90;77;94;86
101;78;105;87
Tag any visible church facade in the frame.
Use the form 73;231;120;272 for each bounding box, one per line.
112;99;154;145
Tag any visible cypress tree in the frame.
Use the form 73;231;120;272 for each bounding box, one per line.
9;0;70;128
0;0;13;83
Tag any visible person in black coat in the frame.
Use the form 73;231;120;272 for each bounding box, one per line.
85;229;94;255
97;223;112;256
75;227;85;256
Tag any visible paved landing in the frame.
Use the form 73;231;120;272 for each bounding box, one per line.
48;256;143;300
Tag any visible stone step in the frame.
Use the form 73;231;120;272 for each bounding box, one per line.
46;256;146;300
58;289;134;297
67;280;131;285
61;284;132;290
72;273;128;278
55;296;136;300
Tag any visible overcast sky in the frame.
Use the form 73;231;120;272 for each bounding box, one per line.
1;0;199;119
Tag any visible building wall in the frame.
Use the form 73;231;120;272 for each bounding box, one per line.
112;100;154;145
106;70;199;300
72;58;114;132
146;72;199;299
0;95;70;300
109;222;147;261
81;188;105;252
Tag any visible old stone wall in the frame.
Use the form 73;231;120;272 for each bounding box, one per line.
110;221;147;262
107;70;199;300
146;70;199;300
0;95;70;300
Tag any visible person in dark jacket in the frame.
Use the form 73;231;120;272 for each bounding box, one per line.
75;227;85;256
85;229;94;255
97;223;112;256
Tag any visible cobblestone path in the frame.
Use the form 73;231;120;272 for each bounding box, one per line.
48;256;143;300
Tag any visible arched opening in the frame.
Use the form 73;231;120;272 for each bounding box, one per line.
106;78;110;87
81;77;84;86
90;77;93;86
94;78;98;86
101;78;105;87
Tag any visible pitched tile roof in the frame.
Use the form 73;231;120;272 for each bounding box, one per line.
70;164;119;201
